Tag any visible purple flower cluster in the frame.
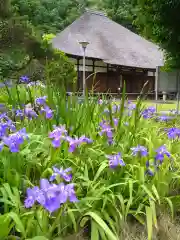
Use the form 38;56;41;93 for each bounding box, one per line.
49;125;67;148
35;96;47;106
35;96;53;119
24;106;38;120
14;96;53;120
25;167;78;213
128;103;136;110
20;76;30;83
0;113;16;138
157;116;174;122
145;160;154;176
1;128;28;152
131;145;148;157
98;99;103;105
155;145;171;163
166;128;180;139
106;152;125;168
112;104;120;113
145;145;171;176
141;106;156;119
66;135;92;152
99;120;113;144
49;125;92;152
40;106;53;119
50;167;72;182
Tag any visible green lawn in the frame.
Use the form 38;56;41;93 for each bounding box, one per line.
142;101;177;112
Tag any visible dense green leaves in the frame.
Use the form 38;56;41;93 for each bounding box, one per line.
136;0;180;67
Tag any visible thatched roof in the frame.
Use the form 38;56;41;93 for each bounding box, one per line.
52;10;164;69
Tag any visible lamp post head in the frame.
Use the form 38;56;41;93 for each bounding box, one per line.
79;41;89;50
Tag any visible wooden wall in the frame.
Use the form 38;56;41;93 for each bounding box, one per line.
69;57;155;98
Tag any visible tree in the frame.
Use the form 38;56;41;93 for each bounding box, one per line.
136;0;180;67
11;0;89;33
0;0;76;87
100;0;139;32
11;0;139;33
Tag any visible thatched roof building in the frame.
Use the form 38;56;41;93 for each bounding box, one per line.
52;10;164;97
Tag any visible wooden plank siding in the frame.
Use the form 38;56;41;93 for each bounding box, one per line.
69;57;155;98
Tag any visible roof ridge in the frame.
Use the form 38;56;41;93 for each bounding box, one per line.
85;8;107;17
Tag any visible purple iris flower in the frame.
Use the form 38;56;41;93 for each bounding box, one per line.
24;187;41;208
49;125;67;148
155;145;171;163
128;103;136;110
99;121;114;144
141;106;156;119
0;113;9;121
25;176;78;213
0;123;9;138
145;160;155;176
41;106;53;119
147;106;156;113
106;153;125;168
7;120;16;132
49;125;67;139
27;81;45;88
24;108;38;120
131;145;148;157
20;76;30;83
50;167;72;182
112;104;120;113
35;96;47;106
3;128;28;152
157;116;174;122
65;183;78;203
66;135;92;153
0;120;16;138
113;118;118;126
15;109;24;120
167;128;180;139
98;99;103;105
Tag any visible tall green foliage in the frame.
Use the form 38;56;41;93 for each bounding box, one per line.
136;0;180;67
11;0;139;33
100;0;138;32
0;0;76;86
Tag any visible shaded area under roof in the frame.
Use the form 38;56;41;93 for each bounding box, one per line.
52;10;164;69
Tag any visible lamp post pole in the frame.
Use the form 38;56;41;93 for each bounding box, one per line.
79;41;89;97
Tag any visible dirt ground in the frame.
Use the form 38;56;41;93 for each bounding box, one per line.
64;213;180;240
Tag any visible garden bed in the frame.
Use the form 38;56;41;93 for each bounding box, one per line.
0;79;180;239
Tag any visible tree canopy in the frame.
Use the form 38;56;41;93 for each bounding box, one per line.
136;0;180;68
0;0;76;86
2;0;180;73
11;0;138;33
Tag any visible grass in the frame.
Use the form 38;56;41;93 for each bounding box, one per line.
143;101;177;112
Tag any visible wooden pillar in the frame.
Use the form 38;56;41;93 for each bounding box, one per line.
77;58;80;91
155;66;160;101
106;64;109;91
92;59;95;73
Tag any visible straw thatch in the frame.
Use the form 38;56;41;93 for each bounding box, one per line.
52;9;164;69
